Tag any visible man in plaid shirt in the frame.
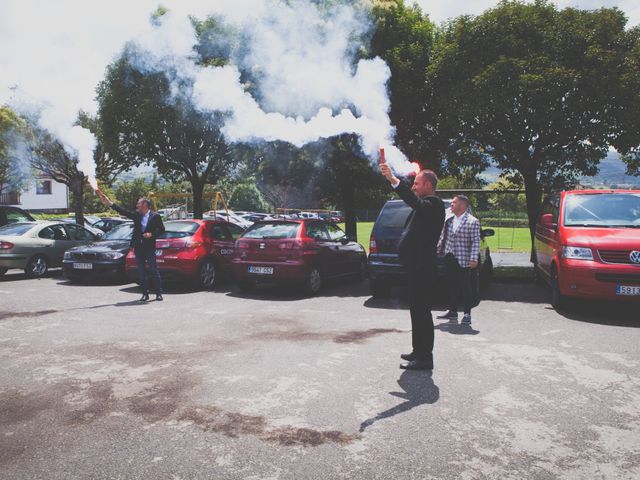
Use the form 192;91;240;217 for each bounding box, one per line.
437;195;481;324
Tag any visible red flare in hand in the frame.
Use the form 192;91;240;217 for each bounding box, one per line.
379;147;386;164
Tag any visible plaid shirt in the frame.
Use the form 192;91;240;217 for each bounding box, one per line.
437;211;481;268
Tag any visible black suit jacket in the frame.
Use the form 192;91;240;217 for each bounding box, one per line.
395;182;445;272
111;204;165;252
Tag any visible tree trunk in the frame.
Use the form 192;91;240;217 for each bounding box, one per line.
342;183;357;242
522;171;543;264
72;177;85;226
192;180;204;219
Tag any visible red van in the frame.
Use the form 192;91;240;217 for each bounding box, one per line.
534;189;640;309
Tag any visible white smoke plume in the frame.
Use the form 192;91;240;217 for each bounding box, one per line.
127;1;414;174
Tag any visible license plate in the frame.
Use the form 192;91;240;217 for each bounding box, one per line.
73;263;93;270
155;249;163;257
248;266;274;275
616;285;640;296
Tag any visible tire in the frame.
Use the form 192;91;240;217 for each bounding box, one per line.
237;279;256;292
0;267;7;276
355;258;367;281
25;255;48;278
303;267;322;296
550;268;568;311
369;277;391;298
480;253;493;288
197;258;217;291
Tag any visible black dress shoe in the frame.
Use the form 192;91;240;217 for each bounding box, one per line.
400;359;433;370
156;294;163;301
400;352;416;361
139;293;150;302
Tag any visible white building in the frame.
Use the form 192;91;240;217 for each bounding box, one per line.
17;176;69;213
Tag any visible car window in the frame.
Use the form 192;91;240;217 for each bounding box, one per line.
227;224;245;240
564;193;640;227
66;223;94;241
39;224;68;240
243;222;300;239
326;223;346;241
163;221;200;234
104;223;134;240
306;222;329;241
376;202;411;230
0;223;33;236
211;224;231;241
5;208;34;223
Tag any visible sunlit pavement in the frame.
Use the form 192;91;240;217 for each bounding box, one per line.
1;272;638;479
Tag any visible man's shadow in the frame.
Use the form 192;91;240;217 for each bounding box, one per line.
359;371;439;432
434;321;480;335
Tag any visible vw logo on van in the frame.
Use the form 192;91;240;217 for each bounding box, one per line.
630;251;640;264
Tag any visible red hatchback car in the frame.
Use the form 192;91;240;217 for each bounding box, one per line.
232;219;367;295
534;189;640;309
126;220;245;290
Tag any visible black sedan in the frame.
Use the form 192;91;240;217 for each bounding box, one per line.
62;222;133;282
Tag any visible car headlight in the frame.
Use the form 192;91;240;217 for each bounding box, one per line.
101;252;125;260
562;246;593;260
63;251;72;260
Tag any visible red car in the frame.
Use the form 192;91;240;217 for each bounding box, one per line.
534;189;640;309
126;219;245;290
232;219;367;295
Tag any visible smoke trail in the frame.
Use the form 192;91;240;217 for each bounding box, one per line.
126;1;414;174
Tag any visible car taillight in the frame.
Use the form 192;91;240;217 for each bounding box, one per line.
369;235;378;254
186;241;203;248
126;249;135;259
0;241;14;250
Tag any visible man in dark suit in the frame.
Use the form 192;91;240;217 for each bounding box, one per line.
97;190;165;302
380;162;445;370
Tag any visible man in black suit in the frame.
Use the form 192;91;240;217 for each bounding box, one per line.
97;190;165;302
380;163;445;370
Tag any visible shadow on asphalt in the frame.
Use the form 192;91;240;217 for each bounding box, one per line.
0;269;63;282
553;301;639;328
359;371;439;433
434;322;480;335
225;278;369;301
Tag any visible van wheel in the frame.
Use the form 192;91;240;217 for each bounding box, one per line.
480;253;492;288
304;267;322;296
25;255;48;278
197;259;217;290
356;258;367;281
551;268;567;311
0;267;7;276
370;277;390;298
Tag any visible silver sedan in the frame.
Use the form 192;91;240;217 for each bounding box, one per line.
0;221;98;278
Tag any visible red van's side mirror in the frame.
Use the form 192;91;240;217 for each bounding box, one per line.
540;213;556;229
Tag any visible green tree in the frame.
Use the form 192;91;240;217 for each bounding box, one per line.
0;106;30;195
429;0;640;259
229;180;267;212
97;47;235;218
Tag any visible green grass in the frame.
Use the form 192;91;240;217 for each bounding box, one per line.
341;222;531;254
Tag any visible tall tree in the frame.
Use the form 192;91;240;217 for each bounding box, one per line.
0;106;30;196
429;0;640;259
28;126;87;224
97;48;235;218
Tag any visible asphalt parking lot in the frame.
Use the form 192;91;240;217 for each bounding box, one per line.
1;271;639;480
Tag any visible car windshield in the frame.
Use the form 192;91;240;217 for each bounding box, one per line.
160;221;200;238
242;222;299;239
377;202;411;230
0;223;34;236
564;193;640;227
103;223;133;240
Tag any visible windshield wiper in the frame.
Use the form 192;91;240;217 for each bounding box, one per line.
565;223;612;228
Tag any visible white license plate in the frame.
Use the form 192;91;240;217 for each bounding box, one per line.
616;285;640;296
248;266;274;275
73;263;93;270
155;249;163;257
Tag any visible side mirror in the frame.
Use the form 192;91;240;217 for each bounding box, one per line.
340;236;350;245
540;213;556;230
480;228;494;239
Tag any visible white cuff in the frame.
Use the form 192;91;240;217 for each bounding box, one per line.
391;179;401;189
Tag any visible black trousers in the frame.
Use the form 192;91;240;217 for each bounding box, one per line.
444;253;475;314
407;268;435;361
135;247;162;295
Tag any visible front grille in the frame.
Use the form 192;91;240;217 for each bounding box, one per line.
596;273;640;284
72;252;98;260
598;249;636;265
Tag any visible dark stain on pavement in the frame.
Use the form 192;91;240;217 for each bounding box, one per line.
66;381;117;425
0;309;58;321
250;327;406;344
178;405;357;446
0;389;56;426
128;377;195;422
